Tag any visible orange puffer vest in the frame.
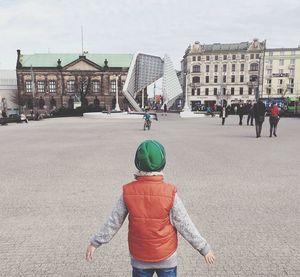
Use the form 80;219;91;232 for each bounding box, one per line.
123;175;177;262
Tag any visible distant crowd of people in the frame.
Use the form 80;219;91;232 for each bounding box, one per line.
217;99;280;138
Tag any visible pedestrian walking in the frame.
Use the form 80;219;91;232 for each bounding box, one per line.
220;105;228;125
238;103;244;125
269;102;280;137
247;102;254;126
163;103;168;116
86;140;215;277
253;98;266;138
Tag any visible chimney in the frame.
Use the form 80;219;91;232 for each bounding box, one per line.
16;49;22;68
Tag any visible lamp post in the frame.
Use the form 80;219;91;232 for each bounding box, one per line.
182;72;191;112
115;75;121;111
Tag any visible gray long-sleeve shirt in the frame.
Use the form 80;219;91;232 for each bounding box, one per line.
90;193;211;269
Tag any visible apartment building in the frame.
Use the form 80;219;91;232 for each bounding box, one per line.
263;47;300;99
182;39;266;109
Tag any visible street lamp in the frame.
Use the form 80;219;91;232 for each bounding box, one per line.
115;75;121;111
182;72;191;112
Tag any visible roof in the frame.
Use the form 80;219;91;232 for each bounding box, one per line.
203;42;250;52
19;53;133;68
266;47;300;51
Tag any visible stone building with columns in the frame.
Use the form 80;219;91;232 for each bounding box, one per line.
182;39;266;110
16;50;133;113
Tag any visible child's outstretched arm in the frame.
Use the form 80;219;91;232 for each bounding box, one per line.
170;194;216;264
85;195;128;261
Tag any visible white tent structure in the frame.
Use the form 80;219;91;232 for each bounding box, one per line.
122;53;182;111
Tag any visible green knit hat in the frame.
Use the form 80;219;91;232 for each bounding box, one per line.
135;140;166;172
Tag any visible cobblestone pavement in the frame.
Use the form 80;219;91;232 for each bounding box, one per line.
0;114;299;277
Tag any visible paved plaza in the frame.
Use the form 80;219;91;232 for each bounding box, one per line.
0;114;299;277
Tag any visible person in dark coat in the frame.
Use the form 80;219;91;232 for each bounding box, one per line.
247;103;254;126
238;103;245;125
253;99;266;138
219;105;228;125
163;103;167;116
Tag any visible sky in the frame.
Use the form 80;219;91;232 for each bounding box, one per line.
0;0;300;70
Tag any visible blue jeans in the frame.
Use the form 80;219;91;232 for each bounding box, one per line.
132;267;177;277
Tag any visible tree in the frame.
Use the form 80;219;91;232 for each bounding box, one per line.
77;75;91;108
10;91;34;111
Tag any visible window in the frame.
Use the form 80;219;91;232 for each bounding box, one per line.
49;81;56;93
239;87;243;95
290;69;295;75
197;56;201;61
215;55;219;61
110;80;116;93
25;81;32;93
231;75;235;83
291;50;296;55
269;52;273;56
268;60;273;65
232;54;236;60
232;64;236;72
231;87;234;95
240;75;244;82
249;88;253;95
214;88;218;95
250;63;259;71
279;79;283;85
67;80;75;93
206;56;210;61
280;51;285;56
92;80;100;93
192;76;200;83
290;59;295;65
192;65;201;72
240;64;245;71
205;76;209;83
279;59;284;66
241;54;245;60
290;88;294;94
250;54;254;59
256;54;260;59
206;65;210;72
214;76;218;83
223;64;227;72
223;55;227;60
197;88;200;95
290;79;294;84
267;88;271;95
278;89;283;94
214;65;218;72
223;75;226;83
279;69;283;74
37;81;45;93
250;75;258;82
267;69;272;75
192;56;196;61
192;89;195;96
222;88;226;95
205;88;209;95
267;79;272;84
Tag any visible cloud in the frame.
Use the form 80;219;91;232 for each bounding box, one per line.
0;0;299;69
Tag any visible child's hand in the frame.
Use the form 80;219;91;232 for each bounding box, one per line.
86;244;96;261
204;251;215;265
